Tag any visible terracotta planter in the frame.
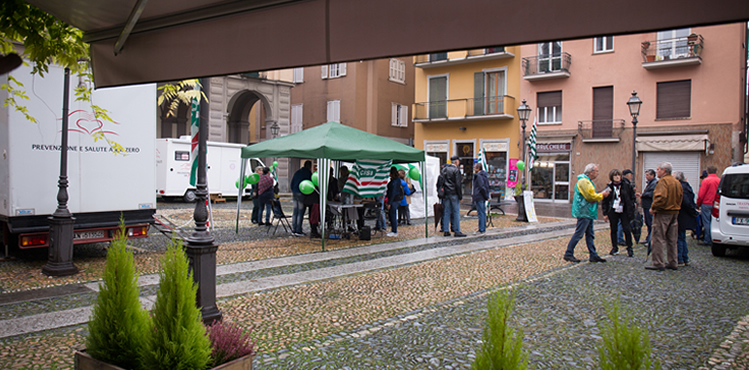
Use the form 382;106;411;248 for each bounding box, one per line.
75;350;254;370
645;55;656;62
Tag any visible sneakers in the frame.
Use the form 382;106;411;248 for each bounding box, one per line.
292;232;305;237
563;256;581;263
589;256;607;263
443;232;451;237
627;248;634;257
609;248;619;256
454;232;467;237
386;232;398;237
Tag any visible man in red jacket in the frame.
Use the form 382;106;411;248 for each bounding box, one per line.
696;165;720;246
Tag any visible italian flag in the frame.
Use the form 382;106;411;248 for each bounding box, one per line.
342;159;392;198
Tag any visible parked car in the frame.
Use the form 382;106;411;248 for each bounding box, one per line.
710;163;749;257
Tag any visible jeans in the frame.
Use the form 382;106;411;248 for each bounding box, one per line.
617;221;625;244
442;195;461;233
677;226;689;263
292;193;306;233
375;196;386;230
251;197;260;223
475;200;487;232
700;204;713;244
258;192;274;224
388;201;399;233
564;218;599;258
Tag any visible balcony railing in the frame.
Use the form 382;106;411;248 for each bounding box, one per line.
467;46;505;57
241;71;268;79
415;48;514;68
522;52;571;80
641;34;703;68
577;119;626;140
414;96;515;121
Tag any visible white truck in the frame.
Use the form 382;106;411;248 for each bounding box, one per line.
155;137;263;202
0;63;156;249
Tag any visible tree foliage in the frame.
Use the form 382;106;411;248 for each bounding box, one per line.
472;289;528;370
598;300;661;370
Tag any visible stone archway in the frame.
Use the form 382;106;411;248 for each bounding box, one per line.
226;90;268;144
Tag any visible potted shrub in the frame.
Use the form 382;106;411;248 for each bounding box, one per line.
687;33;698;43
77;235;257;370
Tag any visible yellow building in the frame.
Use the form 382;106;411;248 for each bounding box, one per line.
413;47;523;198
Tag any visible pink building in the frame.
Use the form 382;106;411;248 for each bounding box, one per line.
519;22;748;202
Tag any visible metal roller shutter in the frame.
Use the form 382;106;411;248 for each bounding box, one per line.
643;152;700;201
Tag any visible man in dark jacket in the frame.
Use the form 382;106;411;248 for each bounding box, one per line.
289;160;312;236
617;169;637;245
646;162;682;271
472;163;490;234
638;169;658;247
441;156;466;237
675;171;697;267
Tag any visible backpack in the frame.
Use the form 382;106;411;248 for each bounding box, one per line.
392;180;405;203
436;174;446;199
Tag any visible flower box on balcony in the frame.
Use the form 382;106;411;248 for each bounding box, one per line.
74;350;255;370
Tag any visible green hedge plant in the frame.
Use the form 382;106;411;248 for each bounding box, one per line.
472;289;528;370
86;221;150;370
597;300;661;370
142;238;212;370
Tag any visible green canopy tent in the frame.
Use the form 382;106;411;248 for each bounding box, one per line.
236;121;427;249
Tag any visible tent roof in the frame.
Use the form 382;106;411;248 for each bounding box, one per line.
241;121;424;163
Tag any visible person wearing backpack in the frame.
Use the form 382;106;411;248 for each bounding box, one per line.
441;155;466;237
385;166;404;237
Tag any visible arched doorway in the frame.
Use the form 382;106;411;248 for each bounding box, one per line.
226;90;271;145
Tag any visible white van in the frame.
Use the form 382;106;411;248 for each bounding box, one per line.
710;163;749;256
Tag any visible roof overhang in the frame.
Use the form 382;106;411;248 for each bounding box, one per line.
23;0;749;88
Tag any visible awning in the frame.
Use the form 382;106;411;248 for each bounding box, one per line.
23;0;749;88
636;134;709;152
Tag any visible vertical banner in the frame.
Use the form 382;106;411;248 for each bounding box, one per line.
506;158;519;201
528;118;538;170
188;94;200;187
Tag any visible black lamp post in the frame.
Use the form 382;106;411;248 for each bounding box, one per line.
627;91;642;184
270;122;280;138
517;99;531;185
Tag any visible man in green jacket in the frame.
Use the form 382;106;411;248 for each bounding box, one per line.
646;162;683;271
563;163;611;263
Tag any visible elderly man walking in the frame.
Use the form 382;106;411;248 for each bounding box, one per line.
646;162;683;271
563;163;611;263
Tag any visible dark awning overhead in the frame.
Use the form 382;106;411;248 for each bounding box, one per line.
24;0;749;88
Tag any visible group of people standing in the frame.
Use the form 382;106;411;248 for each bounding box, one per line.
435;155;491;237
564;161;713;271
250;166;277;226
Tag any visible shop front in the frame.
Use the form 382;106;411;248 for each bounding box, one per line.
529;142;571;203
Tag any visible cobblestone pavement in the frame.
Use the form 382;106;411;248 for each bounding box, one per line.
0;200;746;369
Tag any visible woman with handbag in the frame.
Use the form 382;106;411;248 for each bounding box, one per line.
601;169;636;257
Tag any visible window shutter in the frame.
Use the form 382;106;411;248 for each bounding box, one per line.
400;105;408;127
537;91;562;107
294;68;304;83
657;80;691;119
391;103;398;126
339;63;347;76
321;65;328;79
474;72;485;115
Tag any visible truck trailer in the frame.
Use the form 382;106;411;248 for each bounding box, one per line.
0;63;156;249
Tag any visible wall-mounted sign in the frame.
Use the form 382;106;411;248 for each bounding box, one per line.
537;143;571;152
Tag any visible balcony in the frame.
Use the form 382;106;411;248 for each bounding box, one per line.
578;119;626;142
522;52;571;81
240;71;268;79
414;47;514;68
641;34;703;70
413;96;515;122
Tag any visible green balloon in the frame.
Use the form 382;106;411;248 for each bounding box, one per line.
311;172;319;187
272;161;279;168
408;166;420;181
246;173;260;185
516;160;525;171
235;178;243;189
299;180;315;195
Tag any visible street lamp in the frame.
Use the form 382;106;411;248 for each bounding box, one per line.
517;99;531;184
270;122;280;138
627;91;642;183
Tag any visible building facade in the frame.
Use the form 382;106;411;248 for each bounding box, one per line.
413;47;523;199
519;22;748;201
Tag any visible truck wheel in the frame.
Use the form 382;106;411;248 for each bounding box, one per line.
183;190;197;203
711;243;727;257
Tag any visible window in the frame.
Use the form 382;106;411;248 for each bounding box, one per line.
594;36;614;53
537;91;562;124
428;75;448;119
291;104;303;133
657;80;691;119
293;68;304;83
321;63;347;79
391;103;408;127
175;151;190;161
430;52;447;62
592;86;613;138
389;59;405;84
473;70;506;115
537;41;562;72
326;100;341;123
657;28;690;60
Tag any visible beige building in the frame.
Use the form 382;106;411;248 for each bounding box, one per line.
519;22;748;202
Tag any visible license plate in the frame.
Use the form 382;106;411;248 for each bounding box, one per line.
732;217;749;226
74;230;105;240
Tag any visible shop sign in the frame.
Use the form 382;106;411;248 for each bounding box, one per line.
537;143;571;152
